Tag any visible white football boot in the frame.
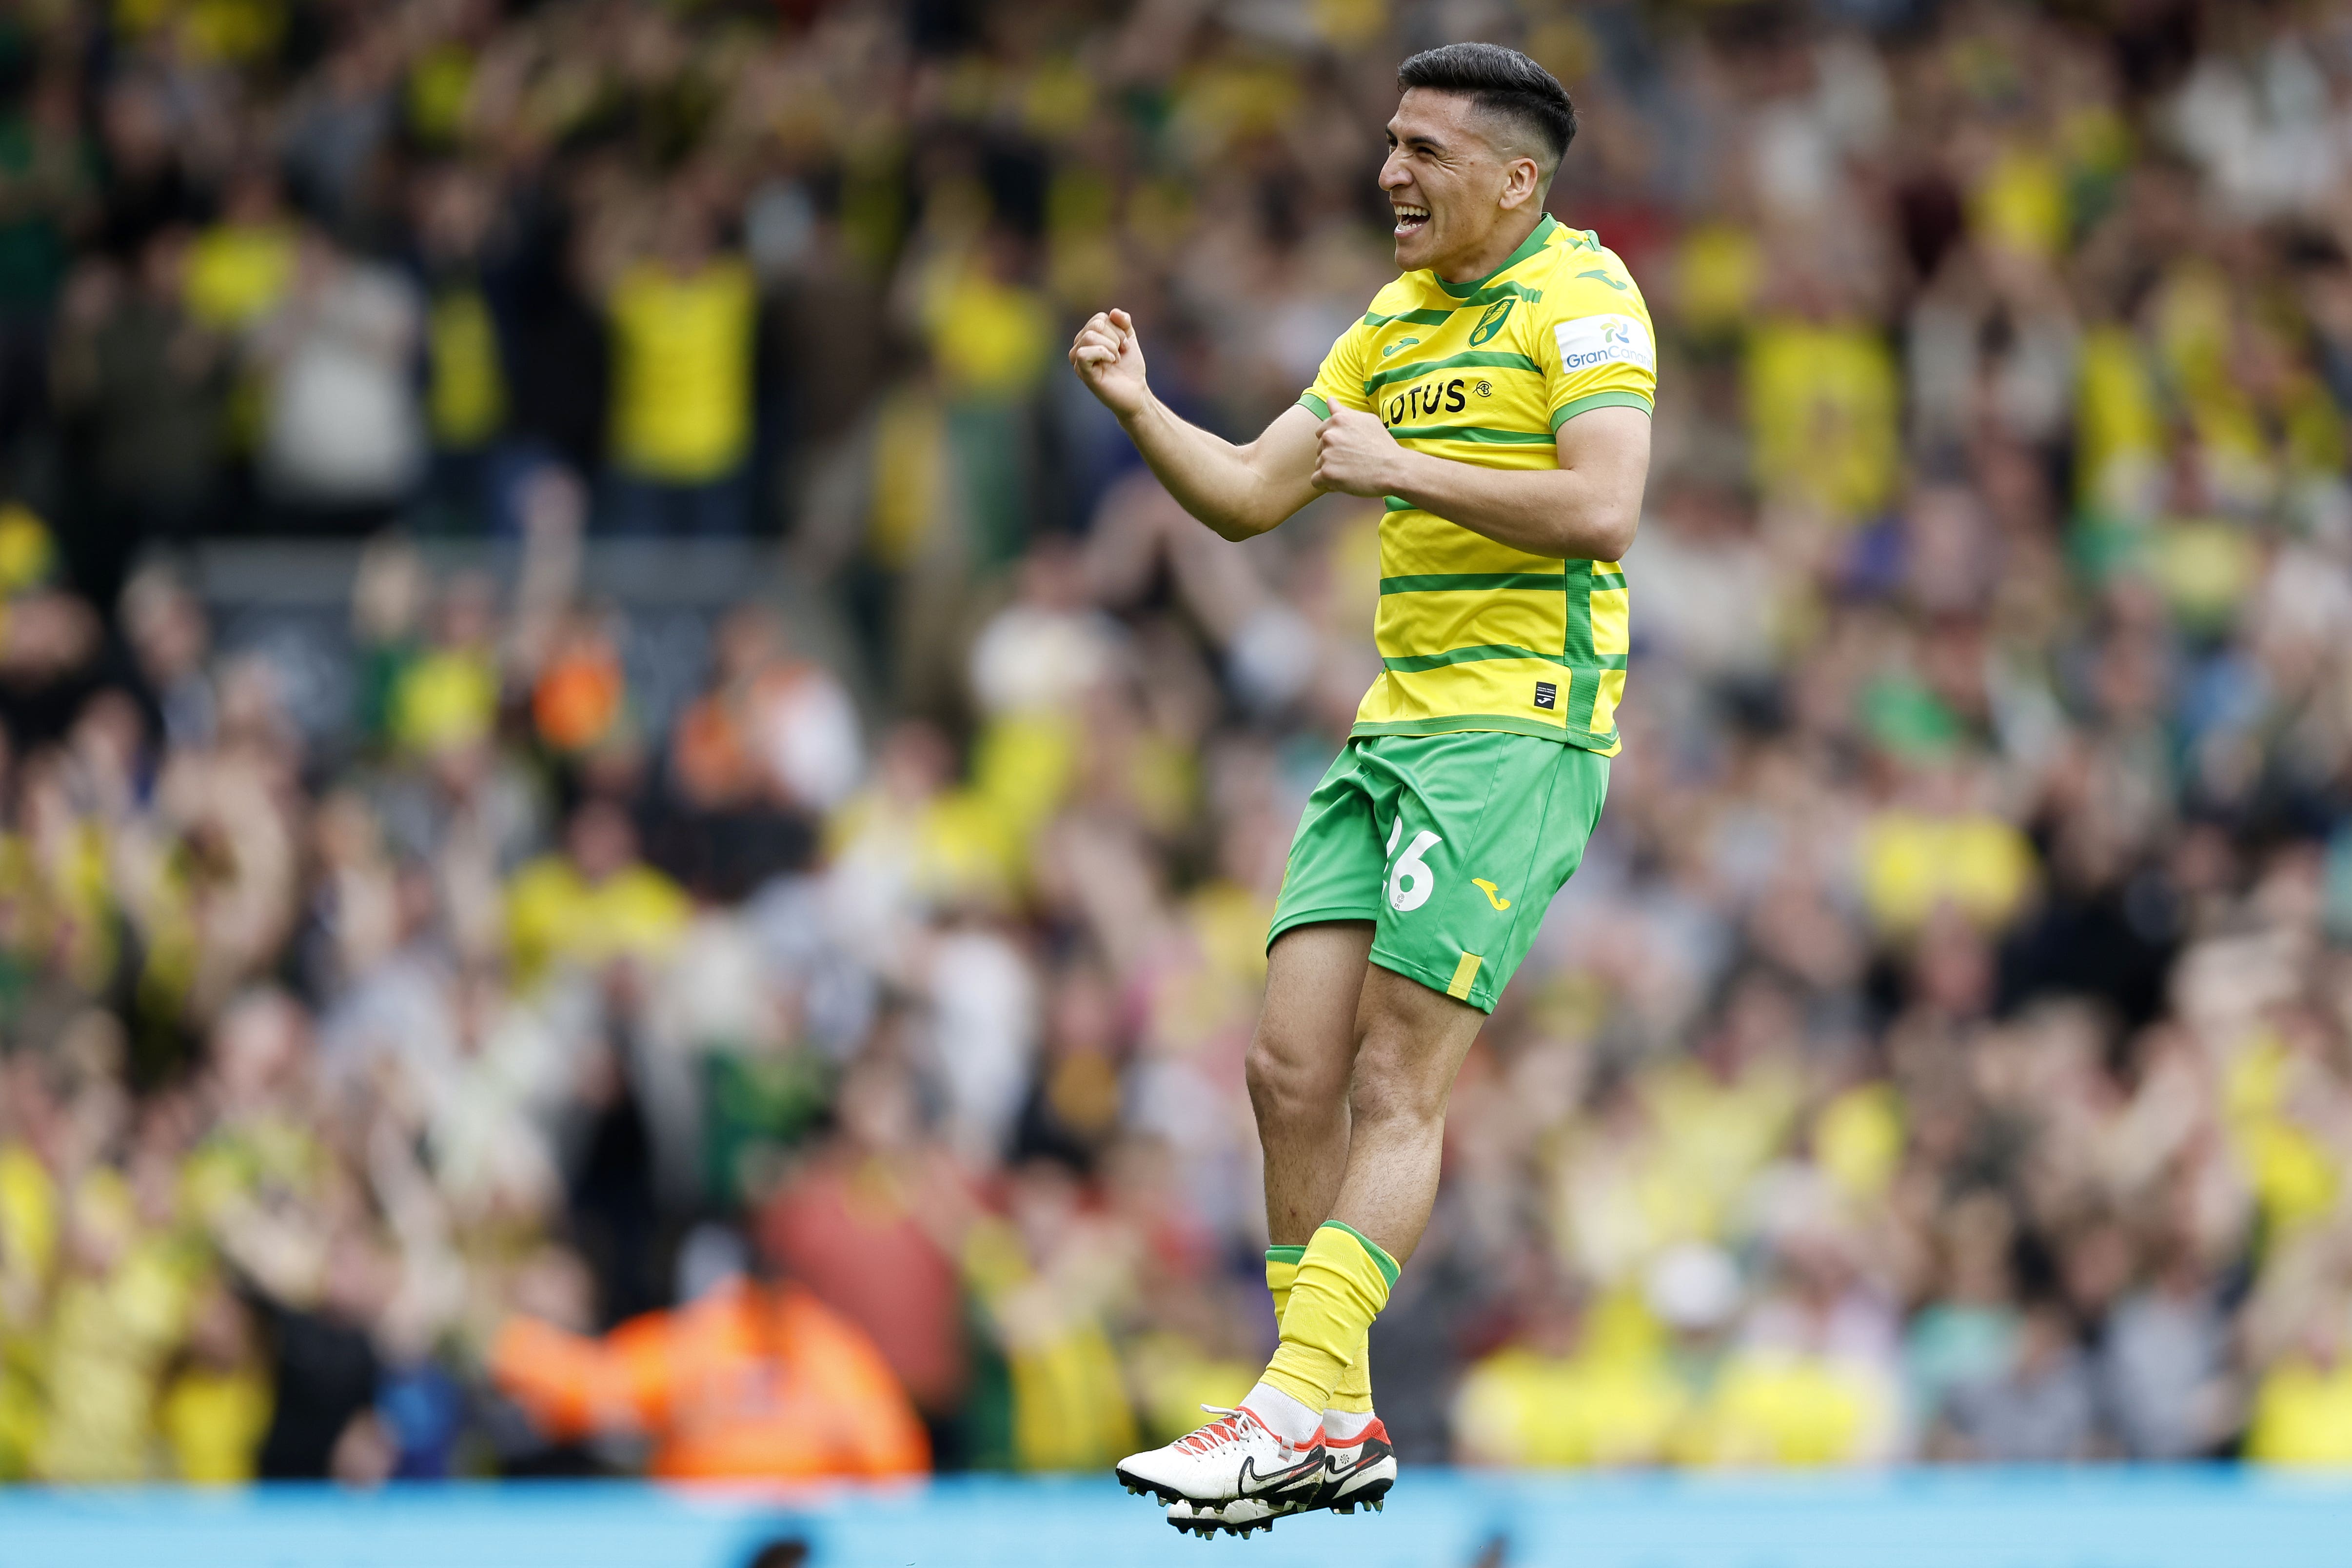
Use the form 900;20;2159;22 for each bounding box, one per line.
1165;1410;1396;1536
1318;1413;1396;1514
1117;1404;1327;1539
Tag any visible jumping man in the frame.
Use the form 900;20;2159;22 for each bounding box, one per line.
1070;42;1654;1537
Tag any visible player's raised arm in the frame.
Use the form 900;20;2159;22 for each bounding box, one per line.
1308;399;1650;562
1069;308;1321;541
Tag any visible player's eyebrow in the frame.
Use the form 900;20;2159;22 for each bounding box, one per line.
1384;122;1448;156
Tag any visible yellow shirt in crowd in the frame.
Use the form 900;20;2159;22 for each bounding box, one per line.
505;857;692;988
607;258;756;483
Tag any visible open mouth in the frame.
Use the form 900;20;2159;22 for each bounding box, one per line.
1392;203;1429;238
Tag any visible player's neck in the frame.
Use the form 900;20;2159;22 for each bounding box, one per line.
1431;209;1546;285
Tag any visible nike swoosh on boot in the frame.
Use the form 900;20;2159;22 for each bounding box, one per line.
1237;1449;1327;1500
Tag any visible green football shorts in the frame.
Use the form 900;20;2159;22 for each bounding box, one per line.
1267;731;1610;1012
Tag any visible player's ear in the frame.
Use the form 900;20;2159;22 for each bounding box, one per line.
1503;155;1542;211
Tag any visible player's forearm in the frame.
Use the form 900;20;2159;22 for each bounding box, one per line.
1119;393;1289;541
1382;450;1641;561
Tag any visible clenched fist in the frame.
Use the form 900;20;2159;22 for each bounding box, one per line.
1311;407;1406;497
1068;308;1149;419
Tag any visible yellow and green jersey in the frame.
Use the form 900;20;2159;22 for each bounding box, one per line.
1301;214;1654;755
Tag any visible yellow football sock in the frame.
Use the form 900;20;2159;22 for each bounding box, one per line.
1265;1246;1304;1321
1260;1222;1397;1413
1268;1243;1374;1414
1328;1323;1375;1415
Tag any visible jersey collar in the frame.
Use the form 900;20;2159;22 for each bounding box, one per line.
1428;213;1559;298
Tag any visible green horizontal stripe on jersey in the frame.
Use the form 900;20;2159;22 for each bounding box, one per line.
1550;390;1654;429
1380;572;1566;594
1364;351;1540;395
1455;280;1547;309
1382;642;1570;673
1592;570;1626;590
1363;307;1456;326
1388;423;1555;445
1350;714;1618;752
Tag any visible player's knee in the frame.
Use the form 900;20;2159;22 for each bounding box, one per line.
1346;1038;1448;1130
1245;1027;1343;1125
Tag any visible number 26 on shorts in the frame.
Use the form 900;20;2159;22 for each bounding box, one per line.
1385;818;1442;913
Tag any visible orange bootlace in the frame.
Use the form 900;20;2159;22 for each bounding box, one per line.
1173;1405;1262;1455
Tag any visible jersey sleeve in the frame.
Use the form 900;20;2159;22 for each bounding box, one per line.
1538;271;1657;432
1299;318;1376;418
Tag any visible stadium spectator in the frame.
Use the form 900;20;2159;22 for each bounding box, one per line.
52;231;227;604
598;189;757;536
250;229;427;530
488;1252;930;1481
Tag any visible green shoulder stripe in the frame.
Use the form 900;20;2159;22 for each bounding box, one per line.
1455;280;1546;309
1363;307;1456;327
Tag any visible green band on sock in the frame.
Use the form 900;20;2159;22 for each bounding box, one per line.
1264;1245;1307;1266
1318;1220;1401;1290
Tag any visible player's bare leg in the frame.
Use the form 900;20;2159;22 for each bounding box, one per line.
1138;925;1373;1535
1250;925;1400;1516
1246;923;1374;1247
1326;966;1485;1267
1154;953;1475;1535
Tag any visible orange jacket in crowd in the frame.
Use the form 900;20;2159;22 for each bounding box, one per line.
489;1278;930;1481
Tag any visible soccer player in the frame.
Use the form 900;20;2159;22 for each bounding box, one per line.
1069;41;1653;1536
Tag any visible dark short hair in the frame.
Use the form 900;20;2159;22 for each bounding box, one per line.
1397;43;1577;174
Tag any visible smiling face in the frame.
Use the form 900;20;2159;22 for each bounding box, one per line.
1381;87;1548;279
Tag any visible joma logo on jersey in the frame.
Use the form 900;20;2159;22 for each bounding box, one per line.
1384;378;1467;425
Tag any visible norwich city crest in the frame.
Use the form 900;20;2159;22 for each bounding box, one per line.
1468;297;1515;345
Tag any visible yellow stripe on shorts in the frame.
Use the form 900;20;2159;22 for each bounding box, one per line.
1446;952;1483;1000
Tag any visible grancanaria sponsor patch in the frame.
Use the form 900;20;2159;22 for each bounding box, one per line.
1554;314;1654;373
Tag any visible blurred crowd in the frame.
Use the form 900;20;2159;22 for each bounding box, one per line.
4;0;2352;1488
